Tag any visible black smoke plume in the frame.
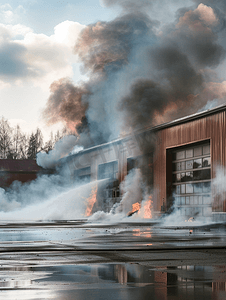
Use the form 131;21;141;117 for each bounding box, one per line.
43;0;226;160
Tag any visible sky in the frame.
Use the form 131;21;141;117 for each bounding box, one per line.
1;0;226;141
0;0;117;138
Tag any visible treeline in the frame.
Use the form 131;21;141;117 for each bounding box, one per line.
0;117;72;159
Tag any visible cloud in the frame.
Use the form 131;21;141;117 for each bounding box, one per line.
0;20;85;89
53;20;86;49
0;4;26;24
0;40;35;78
101;0;153;11
0;4;14;23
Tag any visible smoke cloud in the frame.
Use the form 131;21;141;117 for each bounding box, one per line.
40;0;226;193
43;1;226;147
0;180;98;220
37;135;80;169
43;78;89;131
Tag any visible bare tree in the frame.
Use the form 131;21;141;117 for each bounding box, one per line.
27;128;43;159
42;131;54;153
10;125;29;159
0;117;13;159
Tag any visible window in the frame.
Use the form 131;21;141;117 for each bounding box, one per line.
74;167;91;182
98;161;118;180
171;141;211;216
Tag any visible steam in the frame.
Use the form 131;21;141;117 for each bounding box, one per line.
37;135;79;169
0;172;72;213
212;166;226;212
119;169;143;214
0;181;98;221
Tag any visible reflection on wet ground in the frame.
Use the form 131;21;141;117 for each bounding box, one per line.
0;220;226;299
1;263;226;299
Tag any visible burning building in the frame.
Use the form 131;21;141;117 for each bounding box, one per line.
62;104;226;221
42;2;226;221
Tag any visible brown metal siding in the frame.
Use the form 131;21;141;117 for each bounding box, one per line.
0;160;43;188
154;110;226;212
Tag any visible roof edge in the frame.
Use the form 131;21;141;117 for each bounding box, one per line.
65;103;226;159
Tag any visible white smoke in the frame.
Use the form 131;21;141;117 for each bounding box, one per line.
212;166;226;194
0;181;98;221
0;172;73;213
212;166;226;213
118;168;143;214
88;210;125;223
37;135;79;169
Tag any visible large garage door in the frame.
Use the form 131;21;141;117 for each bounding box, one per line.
172;142;211;217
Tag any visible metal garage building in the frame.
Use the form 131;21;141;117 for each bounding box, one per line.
64;104;226;220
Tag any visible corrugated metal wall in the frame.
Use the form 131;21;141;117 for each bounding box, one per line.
153;110;226;212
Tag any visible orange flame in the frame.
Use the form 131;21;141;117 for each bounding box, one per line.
131;202;141;214
85;185;97;216
143;195;153;219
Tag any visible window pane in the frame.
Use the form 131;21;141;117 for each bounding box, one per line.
176;162;185;171
98;161;118;179
194;146;202;157
181;184;185;194
181;172;186;182
186;184;193;194
194;183;203;193
194;196;198;205
193;158;202;169
203;182;211;193
193;170;201;181
198;196;202;205
186;160;193;170
203;195;211;205
185;171;193;182
185;196;189;205
186;149;193;158
176;163;180;171
176;173;181;182
203;144;210;155
202;157;211;167
202;169;211;180
181;197;185;205
176;185;180;194
176;151;185;160
193;169;211;181
175;197;180;205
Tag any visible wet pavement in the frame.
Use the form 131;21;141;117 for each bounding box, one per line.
0;220;226;299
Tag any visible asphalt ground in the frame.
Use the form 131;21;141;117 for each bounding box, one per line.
0;220;226;299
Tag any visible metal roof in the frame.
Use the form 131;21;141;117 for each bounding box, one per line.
151;103;226;131
65;103;226;159
0;160;41;172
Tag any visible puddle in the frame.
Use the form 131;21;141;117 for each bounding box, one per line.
0;263;226;299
